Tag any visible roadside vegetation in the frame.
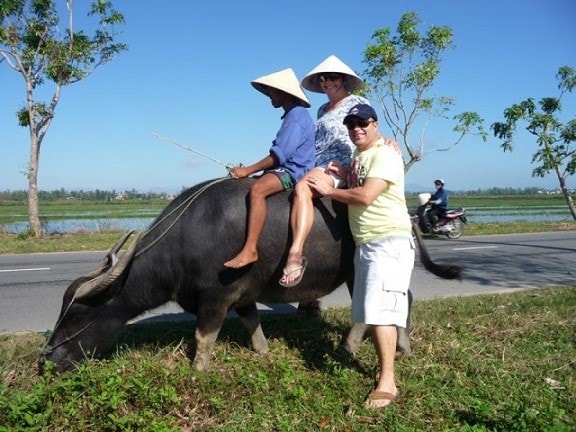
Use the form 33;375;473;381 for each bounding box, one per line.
1;287;574;431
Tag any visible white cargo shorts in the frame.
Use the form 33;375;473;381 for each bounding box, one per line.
352;235;415;327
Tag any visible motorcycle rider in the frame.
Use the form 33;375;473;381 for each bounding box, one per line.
427;179;448;229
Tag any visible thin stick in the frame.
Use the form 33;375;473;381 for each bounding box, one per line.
151;132;232;170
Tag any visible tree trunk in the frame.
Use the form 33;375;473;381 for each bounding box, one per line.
556;169;576;220
27;132;42;236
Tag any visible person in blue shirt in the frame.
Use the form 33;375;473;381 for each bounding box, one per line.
224;68;316;268
427;179;449;228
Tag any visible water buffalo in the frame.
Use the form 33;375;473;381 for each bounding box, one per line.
40;177;459;372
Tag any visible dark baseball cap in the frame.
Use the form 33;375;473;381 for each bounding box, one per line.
343;104;378;124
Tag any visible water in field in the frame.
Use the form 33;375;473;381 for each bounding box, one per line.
1;205;573;234
3;217;153;235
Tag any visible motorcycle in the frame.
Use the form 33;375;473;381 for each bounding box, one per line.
411;193;467;239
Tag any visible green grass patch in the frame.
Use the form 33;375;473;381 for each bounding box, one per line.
1;287;574;431
464;221;575;236
0;231;131;254
405;194;570;209
0;199;168;225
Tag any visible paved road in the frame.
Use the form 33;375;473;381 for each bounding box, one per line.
1;232;574;334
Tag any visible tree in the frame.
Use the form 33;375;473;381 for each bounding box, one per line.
491;66;576;220
361;12;487;172
0;0;127;236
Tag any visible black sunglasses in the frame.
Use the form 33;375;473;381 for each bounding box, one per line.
319;73;342;82
345;119;374;130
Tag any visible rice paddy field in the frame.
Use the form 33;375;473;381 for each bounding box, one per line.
0;194;574;235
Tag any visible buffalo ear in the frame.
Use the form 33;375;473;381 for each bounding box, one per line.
75;231;142;300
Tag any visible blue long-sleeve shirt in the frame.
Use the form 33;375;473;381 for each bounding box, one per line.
269;104;315;182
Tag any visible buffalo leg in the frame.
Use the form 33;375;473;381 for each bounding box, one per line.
343;324;411;356
296;300;321;317
342;278;368;355
396;289;413;354
342;323;369;355
192;327;219;371
234;303;269;354
342;290;413;356
192;305;229;371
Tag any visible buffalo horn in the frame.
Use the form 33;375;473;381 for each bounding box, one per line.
82;230;135;280
75;231;142;300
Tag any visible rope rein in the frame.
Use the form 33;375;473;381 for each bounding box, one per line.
134;177;230;257
41;321;95;356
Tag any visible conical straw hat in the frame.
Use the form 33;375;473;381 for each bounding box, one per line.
301;55;364;93
251;68;310;108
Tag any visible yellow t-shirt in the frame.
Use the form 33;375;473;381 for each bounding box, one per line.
347;137;412;245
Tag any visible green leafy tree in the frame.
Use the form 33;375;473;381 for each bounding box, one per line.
0;0;127;236
362;12;487;172
492;66;576;220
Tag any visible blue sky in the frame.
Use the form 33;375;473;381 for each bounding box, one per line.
1;0;575;194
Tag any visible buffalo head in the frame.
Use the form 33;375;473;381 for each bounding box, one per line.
39;231;140;372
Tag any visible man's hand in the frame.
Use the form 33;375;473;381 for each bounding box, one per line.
307;175;332;197
325;161;347;180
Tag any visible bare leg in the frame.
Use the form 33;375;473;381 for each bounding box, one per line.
224;174;283;268
365;325;400;408
280;169;332;285
280;181;314;283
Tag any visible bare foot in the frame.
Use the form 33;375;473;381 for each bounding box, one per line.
224;250;258;268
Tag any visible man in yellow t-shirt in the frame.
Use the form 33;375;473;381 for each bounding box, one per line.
307;103;413;410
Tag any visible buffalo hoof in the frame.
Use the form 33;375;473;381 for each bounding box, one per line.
342;323;369;356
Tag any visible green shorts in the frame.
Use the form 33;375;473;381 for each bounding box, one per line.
265;168;295;191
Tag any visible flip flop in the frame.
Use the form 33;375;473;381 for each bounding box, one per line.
364;390;401;409
279;257;308;287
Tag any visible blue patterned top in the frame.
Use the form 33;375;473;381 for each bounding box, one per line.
314;94;370;168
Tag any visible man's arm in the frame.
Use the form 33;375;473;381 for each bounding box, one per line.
307;176;388;206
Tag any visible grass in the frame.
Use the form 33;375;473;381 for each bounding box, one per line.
0;199;168;225
1;287;574;431
0;231;132;254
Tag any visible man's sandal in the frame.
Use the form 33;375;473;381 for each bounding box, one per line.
364;390;401;409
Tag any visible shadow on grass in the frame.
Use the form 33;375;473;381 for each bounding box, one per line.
118;311;371;375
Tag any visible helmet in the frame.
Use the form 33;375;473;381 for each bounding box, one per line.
434;179;444;186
